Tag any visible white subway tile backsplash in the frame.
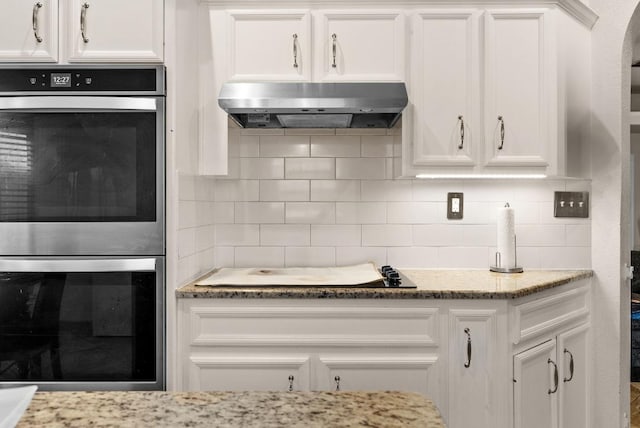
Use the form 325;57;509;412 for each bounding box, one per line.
387;247;439;268
285;128;336;136
336;247;387;267
438;247;489;269
387;202;440;224
336;158;386;180
178;201;197;229
311;180;360;201
361;136;393;157
235;247;285;267
214;247;235;267
195;225;216;252
565;224;591;246
260;135;310;157
361;180;413;201
286;202;336;224
195;201;216;227
412;180;465;202
538;246;591;268
336;202;387;224
261;224;310;246
260;180;310;201
228;135;259;158
310;136;360;157
235;202;284;224
286;158;335;179
285;247;336;267
413;224;495;247
240;158;285;179
311;225;361;246
240;128;284;136
178;175;196;201
215;224;260;246
336;128;386;136
213;202;235;224
178;228;197;258
362;225;412;246
515;225;566;246
215;180;259;202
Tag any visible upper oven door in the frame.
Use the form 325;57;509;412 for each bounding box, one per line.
0;96;164;256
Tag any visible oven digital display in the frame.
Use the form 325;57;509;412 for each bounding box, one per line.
50;73;72;88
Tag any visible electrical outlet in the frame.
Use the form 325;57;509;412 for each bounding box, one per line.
447;192;463;220
554;191;589;218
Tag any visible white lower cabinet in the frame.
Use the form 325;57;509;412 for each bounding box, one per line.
176;279;591;428
513;323;589;428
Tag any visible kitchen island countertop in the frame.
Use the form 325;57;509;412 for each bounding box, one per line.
176;269;592;299
17;390;445;427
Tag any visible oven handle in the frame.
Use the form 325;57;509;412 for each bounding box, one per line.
0;258;157;272
0;96;157;111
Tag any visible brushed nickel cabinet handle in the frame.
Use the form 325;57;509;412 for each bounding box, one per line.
498;115;505;150
334;375;341;391
563;349;574;382
331;33;337;68
292;34;298;68
458;115;465;150
33;2;43;43
547;358;559;394
464;327;472;368
288;375;294;392
81;2;90;43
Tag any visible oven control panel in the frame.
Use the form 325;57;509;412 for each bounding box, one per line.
0;67;164;94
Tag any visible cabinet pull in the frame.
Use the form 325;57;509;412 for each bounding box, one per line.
288;375;294;392
331;33;337;68
464;327;472;368
81;2;90;43
497;115;505;150
458;115;465;150
334;375;341;391
563;349;574;382
547;358;559;394
32;2;43;43
292;34;298;68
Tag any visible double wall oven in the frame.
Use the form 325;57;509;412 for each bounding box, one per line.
0;65;165;390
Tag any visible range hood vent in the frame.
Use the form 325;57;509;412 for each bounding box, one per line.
218;82;408;129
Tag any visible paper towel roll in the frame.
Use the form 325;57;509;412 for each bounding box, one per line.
496;204;516;269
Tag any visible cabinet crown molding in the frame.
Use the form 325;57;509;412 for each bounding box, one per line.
199;0;597;29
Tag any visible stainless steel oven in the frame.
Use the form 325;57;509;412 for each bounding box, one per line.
0;257;164;391
0;65;164;255
0;65;165;391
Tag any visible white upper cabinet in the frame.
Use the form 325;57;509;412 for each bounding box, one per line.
65;0;164;62
408;10;480;168
0;0;163;63
227;10;311;81
0;0;59;62
484;9;554;169
313;11;405;82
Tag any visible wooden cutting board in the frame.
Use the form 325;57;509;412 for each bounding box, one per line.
195;262;384;287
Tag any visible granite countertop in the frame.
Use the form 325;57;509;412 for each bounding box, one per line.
176;269;593;299
17;390;445;428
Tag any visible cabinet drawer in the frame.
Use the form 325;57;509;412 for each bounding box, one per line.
186;304;438;348
510;282;590;344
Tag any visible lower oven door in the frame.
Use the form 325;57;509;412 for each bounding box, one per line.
0;257;164;391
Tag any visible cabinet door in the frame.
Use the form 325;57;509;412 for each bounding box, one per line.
557;324;590;428
407;10;480;170
65;0;164;62
448;309;498;428
316;354;438;398
484;9;554;170
0;0;58;62
227;10;311;81
187;354;311;392
314;11;404;82
513;339;557;428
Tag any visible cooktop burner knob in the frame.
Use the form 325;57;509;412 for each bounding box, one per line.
387;271;401;287
381;265;393;277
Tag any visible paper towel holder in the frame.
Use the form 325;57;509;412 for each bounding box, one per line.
490;235;523;273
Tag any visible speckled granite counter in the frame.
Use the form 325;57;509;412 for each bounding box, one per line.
17;390;445;428
176;269;592;299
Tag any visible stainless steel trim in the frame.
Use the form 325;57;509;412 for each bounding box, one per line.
0;96;157;111
0;258;156;272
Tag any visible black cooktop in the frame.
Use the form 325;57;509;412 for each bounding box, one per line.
376;265;417;288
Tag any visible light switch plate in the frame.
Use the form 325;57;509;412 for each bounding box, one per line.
554;191;589;218
447;192;463;220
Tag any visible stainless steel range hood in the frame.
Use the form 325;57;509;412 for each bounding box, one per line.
218;82;408;129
